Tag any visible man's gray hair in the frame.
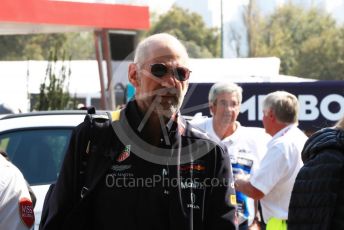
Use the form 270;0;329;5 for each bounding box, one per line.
263;91;299;124
208;82;243;105
134;33;188;64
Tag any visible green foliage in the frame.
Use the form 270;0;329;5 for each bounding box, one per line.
295;28;344;80
0;34;67;60
62;32;95;59
250;3;344;80
34;49;74;111
0;32;94;60
147;5;220;58
183;40;213;58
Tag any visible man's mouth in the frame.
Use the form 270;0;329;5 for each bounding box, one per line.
155;88;179;102
159;95;177;105
159;94;176;99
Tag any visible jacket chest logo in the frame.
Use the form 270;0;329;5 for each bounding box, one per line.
117;145;131;162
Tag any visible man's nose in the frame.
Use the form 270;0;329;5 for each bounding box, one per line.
160;71;177;88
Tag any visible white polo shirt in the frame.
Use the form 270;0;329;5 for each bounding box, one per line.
0;155;35;230
190;117;271;225
250;124;307;223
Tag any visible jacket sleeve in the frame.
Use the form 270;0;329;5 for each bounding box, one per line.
206;144;238;230
40;122;89;230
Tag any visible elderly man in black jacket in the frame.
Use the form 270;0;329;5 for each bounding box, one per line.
40;33;238;230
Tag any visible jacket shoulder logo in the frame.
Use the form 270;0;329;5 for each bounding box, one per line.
19;197;35;228
117;145;131;162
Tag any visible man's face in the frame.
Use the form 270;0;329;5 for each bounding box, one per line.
129;40;189;118
210;92;240;126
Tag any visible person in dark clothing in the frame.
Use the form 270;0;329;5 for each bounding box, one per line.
288;116;344;230
40;33;238;230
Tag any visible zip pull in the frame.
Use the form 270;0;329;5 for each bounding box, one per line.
80;186;89;198
86;140;91;154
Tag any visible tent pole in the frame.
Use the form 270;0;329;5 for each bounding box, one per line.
101;30;115;110
94;30;107;110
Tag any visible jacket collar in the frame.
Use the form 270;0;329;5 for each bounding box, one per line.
302;127;344;162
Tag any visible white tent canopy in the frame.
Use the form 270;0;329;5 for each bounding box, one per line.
0;57;314;112
111;57;314;84
0;60;102;112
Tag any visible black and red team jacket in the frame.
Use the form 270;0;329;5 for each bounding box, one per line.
40;100;238;230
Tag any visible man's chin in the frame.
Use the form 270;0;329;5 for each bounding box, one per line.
220;119;233;126
155;106;178;118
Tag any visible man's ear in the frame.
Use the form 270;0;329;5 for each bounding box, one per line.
209;103;215;116
268;110;276;122
128;63;140;87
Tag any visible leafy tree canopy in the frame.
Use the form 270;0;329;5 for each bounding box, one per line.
251;3;344;80
34;49;75;111
0;32;94;60
146;5;220;58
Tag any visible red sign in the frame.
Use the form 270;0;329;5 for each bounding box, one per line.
19;198;35;228
0;0;149;31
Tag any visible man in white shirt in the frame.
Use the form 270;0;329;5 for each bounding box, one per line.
0;152;35;230
235;91;308;230
191;82;271;230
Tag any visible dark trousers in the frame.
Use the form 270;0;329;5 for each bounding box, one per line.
239;220;248;230
260;221;266;230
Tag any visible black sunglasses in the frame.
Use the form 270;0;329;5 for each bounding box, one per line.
150;63;191;81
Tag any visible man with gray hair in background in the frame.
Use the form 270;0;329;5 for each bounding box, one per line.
235;91;308;230
191;82;271;230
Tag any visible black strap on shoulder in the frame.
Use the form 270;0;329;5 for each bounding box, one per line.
79;107;112;199
258;201;265;225
86;106;96;115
